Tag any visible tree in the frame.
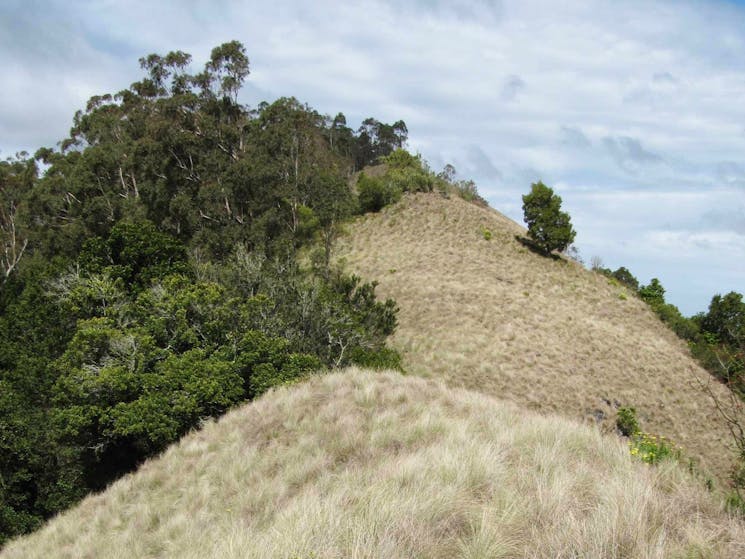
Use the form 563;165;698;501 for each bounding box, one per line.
0;156;34;281
521;181;576;254
639;278;665;307
701;292;745;348
0;40;405;543
354;117;408;169
611;267;639;291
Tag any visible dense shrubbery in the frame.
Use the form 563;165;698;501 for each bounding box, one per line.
355;150;486;214
0;41;405;545
616;406;640;437
357;173;402;213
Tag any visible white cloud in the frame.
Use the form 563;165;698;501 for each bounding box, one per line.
602;136;662;173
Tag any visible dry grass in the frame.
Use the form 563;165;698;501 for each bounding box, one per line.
3;369;743;559
336;192;737;483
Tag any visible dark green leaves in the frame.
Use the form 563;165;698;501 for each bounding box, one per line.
521;181;576;254
0;41;404;544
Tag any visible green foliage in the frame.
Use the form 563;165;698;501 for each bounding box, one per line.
0;156;35;282
618;405;684;469
636;277;700;341
655;302;699;340
521;181;576;254
355;151;486;214
616;406;640;437
105;221;189;289
481;227;492;241
435;164;488;206
0;40;404;543
379;150;434;193
628;432;682;465
356;150;435;213
452;179;487;206
598;266;640;293
639;278;665;307
611;267;639;291
348;346;403;371
357;173;401;213
248;355;320;397
701;292;745;348
354;118;408;169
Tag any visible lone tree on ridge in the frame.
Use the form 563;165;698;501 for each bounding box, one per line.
521;181;576;255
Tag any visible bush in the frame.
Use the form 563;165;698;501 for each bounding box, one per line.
611;266;639;291
628;432;682;465
639;278;665;307
349;346;403;371
249;354;321;397
616;406;639;436
357;173;401;213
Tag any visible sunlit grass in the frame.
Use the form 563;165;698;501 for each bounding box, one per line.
336;192;737;483
4;192;744;557
2;370;742;558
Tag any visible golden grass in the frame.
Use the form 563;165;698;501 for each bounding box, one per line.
335;192;737;483
3;369;742;558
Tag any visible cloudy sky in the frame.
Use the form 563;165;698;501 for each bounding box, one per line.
2;0;744;315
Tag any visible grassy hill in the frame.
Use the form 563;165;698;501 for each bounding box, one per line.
2;369;742;558
3;192;744;557
335;192;736;483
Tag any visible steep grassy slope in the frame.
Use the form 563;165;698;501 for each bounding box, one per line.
336;192;736;482
3;369;742;558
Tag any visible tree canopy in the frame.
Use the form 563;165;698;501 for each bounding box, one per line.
521;181;576;254
0;41;411;545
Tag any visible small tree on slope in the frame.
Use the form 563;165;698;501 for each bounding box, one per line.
522;181;576;254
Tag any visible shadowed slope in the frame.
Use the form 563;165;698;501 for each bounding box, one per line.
2;369;742;558
336;193;735;482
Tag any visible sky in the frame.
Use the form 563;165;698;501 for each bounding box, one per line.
1;0;744;315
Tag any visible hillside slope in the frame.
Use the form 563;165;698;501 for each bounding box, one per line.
3;369;742;558
336;192;736;481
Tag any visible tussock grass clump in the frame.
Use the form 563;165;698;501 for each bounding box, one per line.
2;369;742;558
336;192;737;482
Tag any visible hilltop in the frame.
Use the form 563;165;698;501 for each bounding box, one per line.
1;39;743;553
2;369;742;558
336;192;736;482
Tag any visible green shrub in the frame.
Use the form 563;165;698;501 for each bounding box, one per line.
454;179;488;206
482;228;492;241
381;149;421;169
249;353;321;397
616;406;639;436
349;346;403;371
628;432;682;465
358;173;401;213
